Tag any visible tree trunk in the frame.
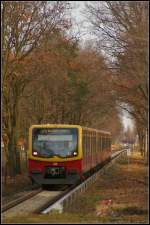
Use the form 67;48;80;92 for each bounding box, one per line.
7;94;21;176
8;132;16;177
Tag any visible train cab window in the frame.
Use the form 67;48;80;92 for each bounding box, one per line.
32;128;78;158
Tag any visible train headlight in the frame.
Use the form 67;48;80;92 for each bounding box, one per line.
73;152;77;156
33;151;38;155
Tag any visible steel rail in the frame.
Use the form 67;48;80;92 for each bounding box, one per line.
2;188;42;213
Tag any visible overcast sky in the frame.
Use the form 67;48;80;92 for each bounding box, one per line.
70;1;96;45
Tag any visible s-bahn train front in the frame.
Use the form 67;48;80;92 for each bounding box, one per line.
28;124;83;185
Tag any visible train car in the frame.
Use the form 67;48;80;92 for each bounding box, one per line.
28;124;111;185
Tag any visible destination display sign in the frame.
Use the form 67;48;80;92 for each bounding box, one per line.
37;134;73;142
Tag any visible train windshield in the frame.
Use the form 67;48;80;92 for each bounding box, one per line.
32;128;78;158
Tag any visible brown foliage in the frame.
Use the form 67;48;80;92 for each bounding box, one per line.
2;1;72;176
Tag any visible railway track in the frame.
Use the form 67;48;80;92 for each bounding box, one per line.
2;188;42;212
2;188;68;219
2;149;127;218
41;149;127;214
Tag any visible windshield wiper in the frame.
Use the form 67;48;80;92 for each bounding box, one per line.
40;154;55;158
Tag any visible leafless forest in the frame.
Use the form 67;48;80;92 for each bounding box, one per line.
2;1;148;176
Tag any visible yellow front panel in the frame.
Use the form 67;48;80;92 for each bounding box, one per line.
28;124;83;162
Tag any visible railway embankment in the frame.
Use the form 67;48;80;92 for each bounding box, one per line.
2;151;148;224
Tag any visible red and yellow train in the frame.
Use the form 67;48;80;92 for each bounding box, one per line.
28;124;111;185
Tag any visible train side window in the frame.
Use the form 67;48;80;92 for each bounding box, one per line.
103;137;104;150
102;137;104;151
91;132;92;152
96;133;97;152
92;132;93;154
85;131;88;155
94;132;96;153
83;131;86;154
86;131;88;156
85;131;87;152
106;137;109;150
91;132;92;154
98;134;101;151
92;132;95;153
107;137;108;149
90;132;92;154
84;130;86;154
97;134;99;151
82;131;84;150
93;132;95;153
101;136;103;151
107;138;108;149
87;131;89;153
87;132;90;153
100;135;101;151
91;132;92;153
92;132;93;153
85;131;87;154
100;135;102;151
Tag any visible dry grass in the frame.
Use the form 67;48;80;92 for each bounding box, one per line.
2;151;149;224
2;174;33;205
2;174;32;195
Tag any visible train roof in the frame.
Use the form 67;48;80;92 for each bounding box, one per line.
30;124;111;135
81;126;111;135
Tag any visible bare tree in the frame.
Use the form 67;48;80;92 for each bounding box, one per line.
2;1;71;176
